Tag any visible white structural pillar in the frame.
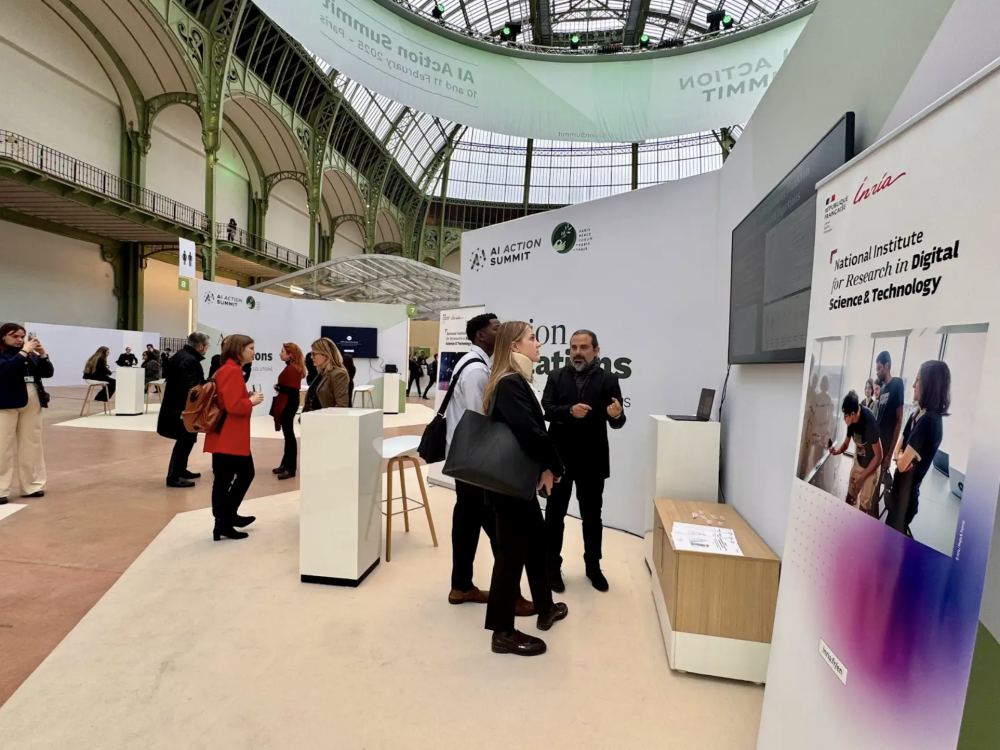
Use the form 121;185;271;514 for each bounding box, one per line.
645;415;721;565
115;367;146;416
300;408;383;586
382;371;400;414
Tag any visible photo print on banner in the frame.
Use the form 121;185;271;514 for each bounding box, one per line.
758;63;1000;750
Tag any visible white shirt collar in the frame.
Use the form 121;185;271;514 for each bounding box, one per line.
469;344;492;366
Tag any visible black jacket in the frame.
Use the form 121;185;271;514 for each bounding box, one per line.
491;374;565;481
157;345;206;440
427;360;438;380
116;353;138;367
542;365;625;479
0;349;54;410
83;357;113;382
209;355;250;382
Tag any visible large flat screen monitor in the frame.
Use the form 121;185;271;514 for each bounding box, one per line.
321;326;378;359
728;113;855;365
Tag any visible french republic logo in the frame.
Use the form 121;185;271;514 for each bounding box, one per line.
823;192;849;234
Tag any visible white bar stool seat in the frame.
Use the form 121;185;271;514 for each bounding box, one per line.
81;380;111;416
353;384;375;408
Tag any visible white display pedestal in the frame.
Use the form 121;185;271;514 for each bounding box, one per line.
382;372;400;414
300;408;383;586
644;415;721;566
116;368;145;416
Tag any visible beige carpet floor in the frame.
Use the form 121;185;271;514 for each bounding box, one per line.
0;470;764;750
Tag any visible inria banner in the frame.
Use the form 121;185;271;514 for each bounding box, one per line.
254;0;809;142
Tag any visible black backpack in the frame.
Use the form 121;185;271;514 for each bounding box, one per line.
417;357;486;463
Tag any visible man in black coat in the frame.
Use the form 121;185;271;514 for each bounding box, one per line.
157;331;209;488
541;329;626;593
116;347;138;367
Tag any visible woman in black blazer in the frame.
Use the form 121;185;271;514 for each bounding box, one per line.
481;321;568;657
83;346;115;401
0;323;54;504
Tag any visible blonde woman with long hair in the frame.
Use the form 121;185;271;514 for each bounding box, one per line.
304;338;350;410
82;346;115;401
481;321;568;657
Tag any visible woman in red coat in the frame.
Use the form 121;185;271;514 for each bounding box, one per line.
206;334;264;541
271;342;306;480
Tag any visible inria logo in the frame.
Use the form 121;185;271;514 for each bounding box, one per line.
551;223;577;254
246;296;257;310
854;171;906;205
203;292;216;304
469;248;487;272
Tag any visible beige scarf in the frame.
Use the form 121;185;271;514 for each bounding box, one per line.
511;351;535;382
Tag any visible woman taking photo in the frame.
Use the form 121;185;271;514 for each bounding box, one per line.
0;324;54;505
887;360;950;534
271;342;306;480
83;346;115;401
481;321;568;657
205;334;264;541
303;338;350;411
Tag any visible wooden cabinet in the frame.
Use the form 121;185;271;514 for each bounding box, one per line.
651;498;780;683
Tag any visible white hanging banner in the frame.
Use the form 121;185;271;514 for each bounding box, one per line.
254;0;809;142
433;305;486;412
759;62;1000;750
178;238;197;280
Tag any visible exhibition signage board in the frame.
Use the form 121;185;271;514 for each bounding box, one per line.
461;172;724;536
758;62;1000;750
195;281;409;416
254;0;808;143
433;305;486;412
178;238;196;280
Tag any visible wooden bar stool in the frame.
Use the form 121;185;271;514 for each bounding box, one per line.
81;381;111;416
144;379;166;413
353;384;376;408
381;435;438;562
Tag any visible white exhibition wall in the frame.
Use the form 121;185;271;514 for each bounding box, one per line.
23;323;159;387
195;280;409;416
461;172;724;537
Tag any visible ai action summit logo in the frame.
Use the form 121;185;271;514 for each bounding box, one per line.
469;248;487;272
551;223;577;254
203;291;216;305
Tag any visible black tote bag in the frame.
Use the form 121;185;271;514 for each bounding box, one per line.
417;356;484;463
443;396;540;500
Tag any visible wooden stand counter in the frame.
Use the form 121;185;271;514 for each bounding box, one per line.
651;498;780;683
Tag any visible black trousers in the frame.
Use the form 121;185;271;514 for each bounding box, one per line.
545;472;606;571
280;410;297;470
211;453;255;526
422;377;435;399
407;374;421;395
94;377;116;401
451;480;498;592
167;431;197;481
484;493;553;633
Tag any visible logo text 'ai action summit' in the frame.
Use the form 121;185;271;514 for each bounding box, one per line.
552;223;577;254
471;238;542;271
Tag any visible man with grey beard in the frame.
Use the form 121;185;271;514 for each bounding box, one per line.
541;330;626;593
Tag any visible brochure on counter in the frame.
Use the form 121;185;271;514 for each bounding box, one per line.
670;522;744;557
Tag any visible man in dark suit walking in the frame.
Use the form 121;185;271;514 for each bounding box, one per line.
157;331;209;488
541;329;625;592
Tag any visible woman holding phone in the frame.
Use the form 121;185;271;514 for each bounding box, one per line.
0;324;54;504
480;321;568;657
205;334;264;541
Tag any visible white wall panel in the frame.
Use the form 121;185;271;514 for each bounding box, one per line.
0;220;115;329
0;0;120;173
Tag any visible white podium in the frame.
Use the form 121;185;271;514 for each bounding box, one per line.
116;367;145;416
645;415;721;566
300;408;383;586
382;371;400;414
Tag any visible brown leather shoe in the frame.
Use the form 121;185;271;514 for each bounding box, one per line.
515;596;535;617
448;586;489;605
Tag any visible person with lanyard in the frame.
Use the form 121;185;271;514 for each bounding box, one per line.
829;390;883;514
445;314;532;616
887;360;950;534
0;324;54;505
541;329;626;593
